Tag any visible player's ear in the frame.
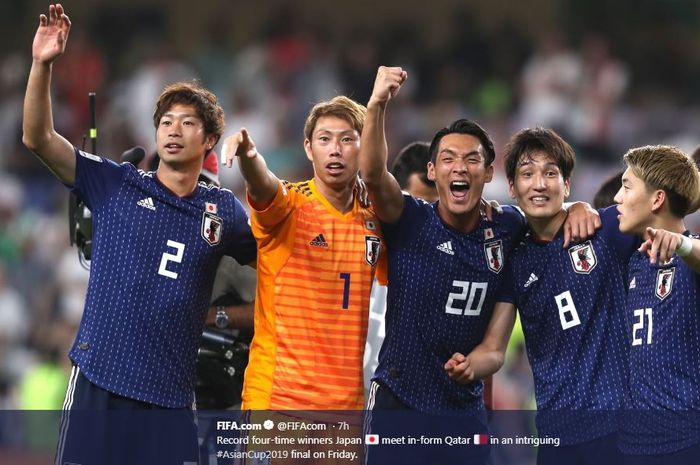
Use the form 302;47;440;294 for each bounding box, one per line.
484;164;494;183
508;180;516;199
650;189;666;213
564;178;571;199
427;161;436;181
304;139;313;162
205;134;218;151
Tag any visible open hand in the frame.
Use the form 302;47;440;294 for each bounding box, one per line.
33;4;71;64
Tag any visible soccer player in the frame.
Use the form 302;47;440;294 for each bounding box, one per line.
23;5;256;464
482;128;639;465
614;145;700;464
359;67;597;465
223;96;386;412
364;140;437;394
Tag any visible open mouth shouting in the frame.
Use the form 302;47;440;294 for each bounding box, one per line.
450;180;470;200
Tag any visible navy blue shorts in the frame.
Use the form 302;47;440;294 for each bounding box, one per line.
364;381;490;465
55;365;199;465
537;433;622;465
621;441;700;465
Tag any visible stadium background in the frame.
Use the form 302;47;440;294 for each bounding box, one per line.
1;0;700;459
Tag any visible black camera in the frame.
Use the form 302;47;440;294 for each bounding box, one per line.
195;328;249;409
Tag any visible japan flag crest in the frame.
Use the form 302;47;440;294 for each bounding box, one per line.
655;268;675;300
201;212;223;246
568;241;598;274
365;236;381;266
484;240;503;273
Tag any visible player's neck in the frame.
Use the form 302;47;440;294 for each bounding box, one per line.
313;177;354;213
647;214;687;235
156;163;200;197
529;208;568;242
437;203;481;234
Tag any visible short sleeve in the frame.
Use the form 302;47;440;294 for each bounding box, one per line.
71;148;127;211
597;206;641;264
380;194;428;248
224;195;257;266
249;180;299;234
496;258;518;305
499;204;528;241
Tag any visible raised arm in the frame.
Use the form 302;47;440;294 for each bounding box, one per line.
22;4;76;185
359;66;408;223
222;128;279;210
444;301;516;384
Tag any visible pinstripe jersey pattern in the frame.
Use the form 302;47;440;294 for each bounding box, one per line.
68;148;256;407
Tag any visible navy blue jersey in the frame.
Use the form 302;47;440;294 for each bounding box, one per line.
373;195;526;413
68;149;256;407
499;206;638;444
621;233;700;455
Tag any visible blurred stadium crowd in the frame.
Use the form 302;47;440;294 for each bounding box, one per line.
1;0;700;417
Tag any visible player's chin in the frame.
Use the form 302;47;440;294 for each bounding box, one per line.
445;201;476;217
522;207;554;220
321;173;354;189
618;219;639;235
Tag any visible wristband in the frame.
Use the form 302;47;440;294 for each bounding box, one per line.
676;234;693;257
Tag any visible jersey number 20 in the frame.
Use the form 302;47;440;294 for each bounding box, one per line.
445;281;488;316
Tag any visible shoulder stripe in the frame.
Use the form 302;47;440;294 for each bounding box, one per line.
284;180;313;197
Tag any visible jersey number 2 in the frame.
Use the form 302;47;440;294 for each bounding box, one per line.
158;240;185;279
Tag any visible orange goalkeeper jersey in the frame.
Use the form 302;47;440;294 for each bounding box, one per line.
242;179;387;410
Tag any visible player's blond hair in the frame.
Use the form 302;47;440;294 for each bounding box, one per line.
624;145;700;217
303;96;366;141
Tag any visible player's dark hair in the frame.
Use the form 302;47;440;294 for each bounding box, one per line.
503;127;575;182
153;81;225;149
390;141;434;189
593;170;623;209
429;119;495;166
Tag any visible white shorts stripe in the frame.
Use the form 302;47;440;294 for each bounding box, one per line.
55;365;80;465
362;381;381;465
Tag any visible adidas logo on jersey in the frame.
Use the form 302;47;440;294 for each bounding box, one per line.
437;241;454;255
137;197;156;211
629;277;636;289
310;234;329;247
524;273;539;288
